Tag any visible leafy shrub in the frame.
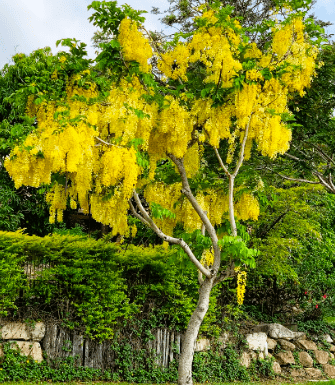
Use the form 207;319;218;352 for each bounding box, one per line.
0;343;112;382
0;342;255;383
0;230;220;339
192;346;250;382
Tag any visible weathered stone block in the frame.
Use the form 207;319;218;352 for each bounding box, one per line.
253;323;305;340
246;332;268;354
320;334;333;343
330;344;335;352
315;350;329;365
267;338;277;350
240;351;251;368
195;338;210;352
323;364;335;378
277;339;296;351
272;361;281;374
1;323;29;340
30;322;46;342
305;368;322;378
0;322;45;341
291;368;305;377
296;339;318;351
298;351;313;368
217;332;230;349
275;351;295;365
9;341;43;362
250;351;257;360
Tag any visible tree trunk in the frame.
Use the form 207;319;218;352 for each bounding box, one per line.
178;277;214;385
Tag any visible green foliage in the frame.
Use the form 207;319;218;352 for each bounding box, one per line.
150;202;176;220
0;339;280;383
297;320;335;338
0;343;112;382
248;356;276;379
0;252;26;316
0;231;223;338
111;339;178;383
243;185;335;322
192;346;250;382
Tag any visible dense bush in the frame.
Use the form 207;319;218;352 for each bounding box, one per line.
0;231;220;339
0;342;254;383
242;186;335;323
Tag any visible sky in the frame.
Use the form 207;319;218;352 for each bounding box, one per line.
0;0;334;70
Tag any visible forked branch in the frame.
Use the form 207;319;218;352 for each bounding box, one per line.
131;190;212;279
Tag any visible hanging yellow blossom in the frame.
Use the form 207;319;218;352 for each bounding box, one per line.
118;17;153;73
236;268;247;305
235;193;260;221
200;248;214;267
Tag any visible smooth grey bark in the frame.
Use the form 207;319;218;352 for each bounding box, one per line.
177;277;214;385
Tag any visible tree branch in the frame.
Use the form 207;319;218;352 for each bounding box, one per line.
95;136;123;148
312;143;335;166
168;154;221;272
214;262;236;286
129;200;151;228
132;190;212;279
265;167;320;185
232;113;253;177
214;148;231;177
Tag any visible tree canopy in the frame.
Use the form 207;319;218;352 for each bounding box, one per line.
2;1;324;383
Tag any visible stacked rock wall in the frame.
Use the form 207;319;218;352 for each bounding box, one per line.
239;323;335;379
1;320;335;380
0;321;45;362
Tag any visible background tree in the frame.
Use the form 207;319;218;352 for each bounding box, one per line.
4;1;320;384
262;43;335;193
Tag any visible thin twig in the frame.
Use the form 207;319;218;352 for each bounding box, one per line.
214;148;231;177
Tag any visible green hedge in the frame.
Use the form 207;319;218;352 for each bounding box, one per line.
0;231;220;339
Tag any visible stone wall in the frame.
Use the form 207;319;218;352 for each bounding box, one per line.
0;321;45;362
236;323;335;379
1;320;335;380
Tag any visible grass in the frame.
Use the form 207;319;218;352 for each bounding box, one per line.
324;317;335;326
1;381;335;385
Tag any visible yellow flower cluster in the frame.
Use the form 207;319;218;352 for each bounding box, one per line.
272;24;293;58
147;97;192;178
188;26;242;86
244;43;262;59
157;13;242;88
118;17;152;73
236;269;247;305
191;99;234;148
90;190;130;236
184;143;201;178
235;193;260;221
144;182;182;235
99;77;158;147
235;84;259;128
245;78;292;159
46;183;67;223
5;12;317;238
200;248;214;267
271;17;317;95
158;44;190;81
5;73;141;236
143;183;259;234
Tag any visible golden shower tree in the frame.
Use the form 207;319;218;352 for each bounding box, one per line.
5;2;319;383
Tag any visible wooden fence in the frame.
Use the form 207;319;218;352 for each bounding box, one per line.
42;323;182;369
